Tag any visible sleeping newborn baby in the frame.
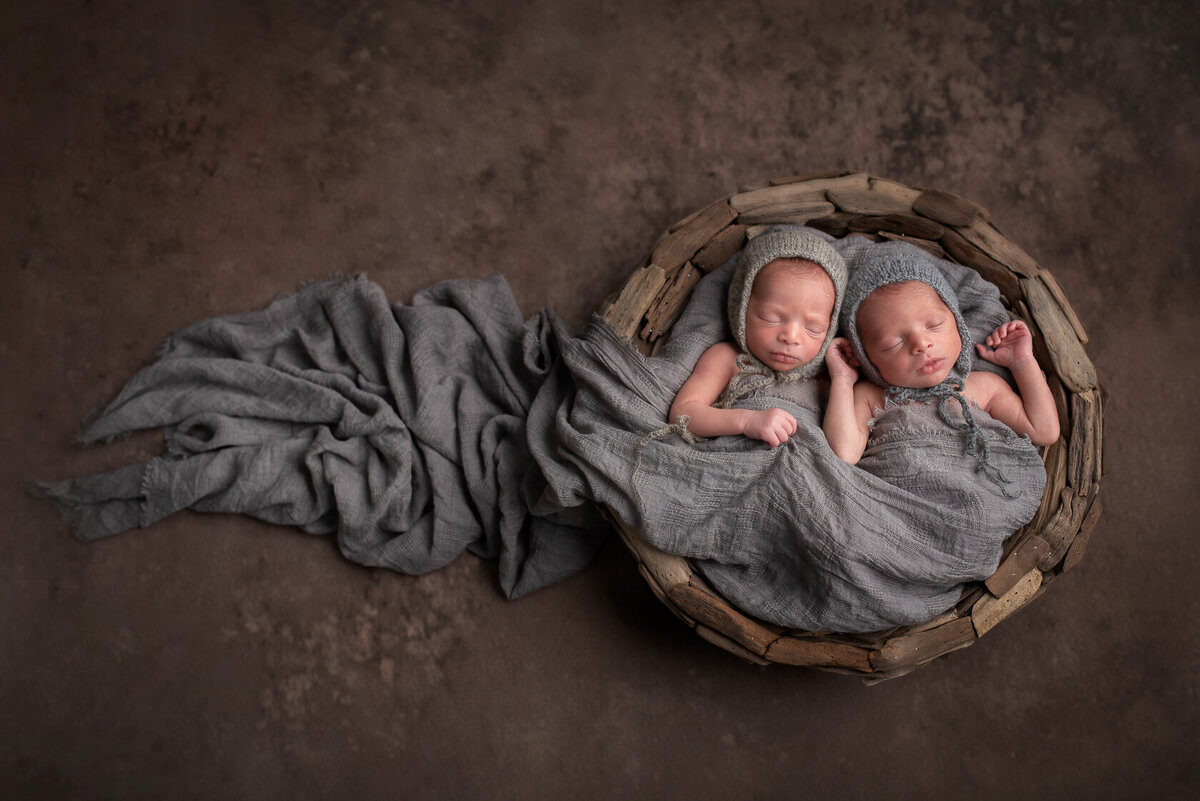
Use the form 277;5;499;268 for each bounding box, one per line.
823;240;1060;478
668;226;848;446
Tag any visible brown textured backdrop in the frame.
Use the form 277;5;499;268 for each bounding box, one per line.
4;1;1197;799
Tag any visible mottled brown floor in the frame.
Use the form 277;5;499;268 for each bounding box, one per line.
4;1;1198;799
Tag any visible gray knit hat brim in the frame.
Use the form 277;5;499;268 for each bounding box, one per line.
839;240;972;389
727;226;849;381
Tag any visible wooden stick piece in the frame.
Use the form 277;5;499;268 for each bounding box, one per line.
642;262;705;342
602;264;668;340
1062;494;1104;572
1039;269;1089;344
1038;435;1068;526
986;533;1052;597
1067;389;1098;497
869;617;977;672
939;227;1023;303
765;634;874;671
847;213;945;240
695;624;772;665
805;212;858;237
954;219;1041;277
606;507;694;597
653;200;738;273
730;173;870;214
1036;489;1093;571
913;187;990;226
692;224;748;272
971;569;1043;636
736;201;837;226
1021;277;1098;392
827;177;921;215
668;582;778;656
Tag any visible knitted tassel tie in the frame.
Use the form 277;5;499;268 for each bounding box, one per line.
631;414;704;513
718;352;802;408
886;381;1018;497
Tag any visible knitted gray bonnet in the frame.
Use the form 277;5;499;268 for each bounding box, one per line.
840;239;973;389
727;226;848;382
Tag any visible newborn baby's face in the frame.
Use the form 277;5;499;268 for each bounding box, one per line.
858;280;961;388
744;259;835;373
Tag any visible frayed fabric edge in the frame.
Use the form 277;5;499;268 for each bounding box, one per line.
24;459;155;542
24;478;103;541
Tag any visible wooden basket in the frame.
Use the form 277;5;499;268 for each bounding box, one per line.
600;171;1103;681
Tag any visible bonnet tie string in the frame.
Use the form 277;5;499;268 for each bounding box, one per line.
630;415;705;514
718;352;800;408
887;381;1018;497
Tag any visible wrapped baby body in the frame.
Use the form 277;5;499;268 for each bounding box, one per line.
535;227;1045;632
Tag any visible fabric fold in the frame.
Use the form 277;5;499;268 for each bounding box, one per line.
35;274;610;600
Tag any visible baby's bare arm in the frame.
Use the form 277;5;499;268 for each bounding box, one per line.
822;338;875;463
974;321;1060;445
669;342;798;447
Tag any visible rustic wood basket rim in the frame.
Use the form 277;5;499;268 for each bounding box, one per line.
601;171;1103;681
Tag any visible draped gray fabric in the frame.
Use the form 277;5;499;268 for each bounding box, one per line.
34;275;610;600
36;249;1045;631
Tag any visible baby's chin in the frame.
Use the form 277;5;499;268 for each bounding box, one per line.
754;352;814;373
885;366;954;388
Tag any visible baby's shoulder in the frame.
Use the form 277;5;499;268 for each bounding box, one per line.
855;380;886;405
854;380;887;419
692;340;742;379
964;371;1012;406
703;340;740;359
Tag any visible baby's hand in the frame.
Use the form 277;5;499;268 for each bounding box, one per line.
825;337;860;383
744;408;798;448
977;320;1035;369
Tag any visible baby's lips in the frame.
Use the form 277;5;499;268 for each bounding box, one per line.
917;357;944;375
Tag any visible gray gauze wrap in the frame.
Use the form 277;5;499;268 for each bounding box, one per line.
34;276;610;600
35;236;1045;632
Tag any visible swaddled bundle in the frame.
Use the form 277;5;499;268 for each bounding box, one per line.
534;227;1046;631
